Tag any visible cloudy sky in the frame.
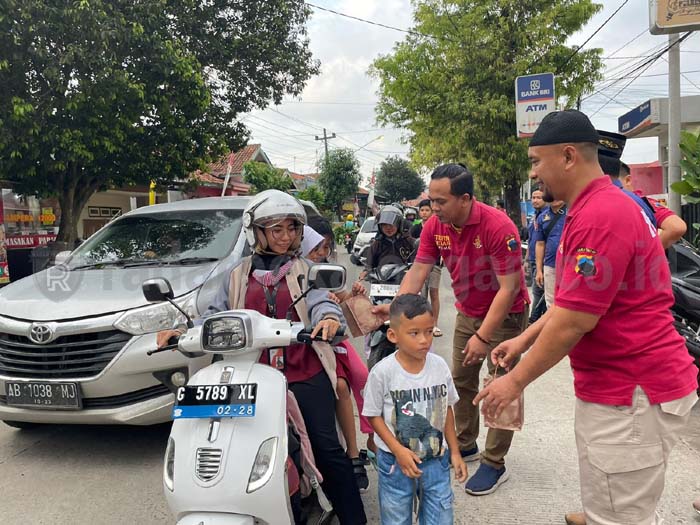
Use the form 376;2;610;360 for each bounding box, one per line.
244;1;700;184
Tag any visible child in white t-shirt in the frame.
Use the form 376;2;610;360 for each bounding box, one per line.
363;294;467;524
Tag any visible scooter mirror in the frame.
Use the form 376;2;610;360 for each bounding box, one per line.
142;278;175;302
308;264;346;292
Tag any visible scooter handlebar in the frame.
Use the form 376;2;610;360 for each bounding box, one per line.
296;328;346;346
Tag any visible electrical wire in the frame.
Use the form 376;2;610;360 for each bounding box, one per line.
556;0;630;73
305;2;441;41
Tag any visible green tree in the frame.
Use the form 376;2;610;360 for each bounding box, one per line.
671;130;700;203
316;148;361;218
0;1;318;244
375;156;425;202
371;0;603;226
296;185;327;213
243;162;292;193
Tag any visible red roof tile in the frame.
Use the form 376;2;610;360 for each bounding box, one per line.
207;144;262;178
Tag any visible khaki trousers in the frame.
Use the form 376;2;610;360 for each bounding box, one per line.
576;386;697;525
543;265;556;308
452;309;528;468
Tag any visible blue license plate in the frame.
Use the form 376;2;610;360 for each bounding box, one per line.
172;404;256;419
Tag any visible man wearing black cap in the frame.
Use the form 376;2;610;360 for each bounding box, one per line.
597;130;658;229
475;110;698;525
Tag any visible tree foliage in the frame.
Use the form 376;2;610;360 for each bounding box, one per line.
0;0;318;243
243;162;292;193
371;0;603;225
296;185;327;213
316;148;361;218
375;156;425;202
671;130;700;203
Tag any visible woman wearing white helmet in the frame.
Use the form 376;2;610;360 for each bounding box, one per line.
158;190;367;524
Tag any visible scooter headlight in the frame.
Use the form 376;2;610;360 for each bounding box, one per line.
164;437;175;491
247;437;278;493
202;316;247;352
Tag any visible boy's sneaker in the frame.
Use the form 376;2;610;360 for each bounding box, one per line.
464;464;509;495
352;451;370;493
459;445;480;462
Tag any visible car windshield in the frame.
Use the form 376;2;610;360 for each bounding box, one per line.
361;219;377;233
69;209;242;269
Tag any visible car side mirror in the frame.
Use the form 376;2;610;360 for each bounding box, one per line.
142;278;175;302
54;251;71;266
308;264;346;292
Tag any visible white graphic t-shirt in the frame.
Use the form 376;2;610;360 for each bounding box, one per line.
363;353;459;459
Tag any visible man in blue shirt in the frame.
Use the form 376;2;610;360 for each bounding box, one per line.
526;189;547;323
534;199;566;308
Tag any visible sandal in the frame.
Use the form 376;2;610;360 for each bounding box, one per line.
352;451;371;493
433;327;443;337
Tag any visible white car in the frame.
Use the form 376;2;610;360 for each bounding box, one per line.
0;196;318;428
350;217;376;266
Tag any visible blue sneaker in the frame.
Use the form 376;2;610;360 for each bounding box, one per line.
460;445;480;462
464;464;509;495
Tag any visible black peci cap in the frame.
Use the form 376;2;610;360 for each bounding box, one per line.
530;110;600;147
597;130;626;160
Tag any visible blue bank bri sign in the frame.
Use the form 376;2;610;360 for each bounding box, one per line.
515;73;556;138
618;100;652;135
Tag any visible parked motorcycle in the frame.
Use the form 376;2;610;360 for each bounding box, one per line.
668;239;700;393
143;264;347;525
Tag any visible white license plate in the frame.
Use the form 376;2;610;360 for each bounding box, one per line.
370;284;400;297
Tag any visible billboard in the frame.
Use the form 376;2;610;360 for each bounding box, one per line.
0;197;10;284
650;0;700;35
515;73;556;138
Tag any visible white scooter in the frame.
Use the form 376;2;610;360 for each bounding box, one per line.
142;264;347;525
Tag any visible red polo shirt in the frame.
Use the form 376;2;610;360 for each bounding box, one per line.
416;201;529;318
555;176;697;405
637;191;676;226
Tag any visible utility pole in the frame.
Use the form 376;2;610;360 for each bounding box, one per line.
668;33;682;215
315;128;336;170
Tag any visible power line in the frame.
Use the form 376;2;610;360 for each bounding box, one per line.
556;0;630;73
602;28;648;59
270;108;325;132
305;2;440;41
587;32;693;116
583;33;692;103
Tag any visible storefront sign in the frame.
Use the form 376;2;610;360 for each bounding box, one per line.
0;199;10;284
650;1;700;35
5;234;57;249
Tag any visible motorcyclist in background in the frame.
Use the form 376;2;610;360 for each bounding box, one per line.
359;205;415;281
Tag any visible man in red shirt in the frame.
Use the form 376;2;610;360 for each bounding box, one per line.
476;110;698;525
377;163;530;495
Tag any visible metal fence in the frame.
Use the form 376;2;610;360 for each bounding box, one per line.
681;203;700;243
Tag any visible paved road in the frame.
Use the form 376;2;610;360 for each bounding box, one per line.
1;252;700;524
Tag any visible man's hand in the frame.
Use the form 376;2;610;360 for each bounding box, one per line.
451;451;468;483
156;329;182;349
491;335;529;368
372;303;391;322
310;318;340;341
351;281;366;296
462;334;490;366
535;270;544;288
394;446;423;478
327;292;341;304
473;374;522;419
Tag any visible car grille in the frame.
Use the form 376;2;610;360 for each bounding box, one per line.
196;448;223;482
0;330;132;379
0;384;171;409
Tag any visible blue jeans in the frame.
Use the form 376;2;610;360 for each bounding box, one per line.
376;448;454;525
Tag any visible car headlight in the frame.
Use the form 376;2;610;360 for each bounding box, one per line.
202;316;247;352
113;290;198;335
164;437;175;491
247;437;278;493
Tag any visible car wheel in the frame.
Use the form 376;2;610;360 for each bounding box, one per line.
2;420;40;430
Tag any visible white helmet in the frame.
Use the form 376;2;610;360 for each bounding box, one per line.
243;190;307;253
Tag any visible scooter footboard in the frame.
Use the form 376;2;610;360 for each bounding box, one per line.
177;512;254;525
